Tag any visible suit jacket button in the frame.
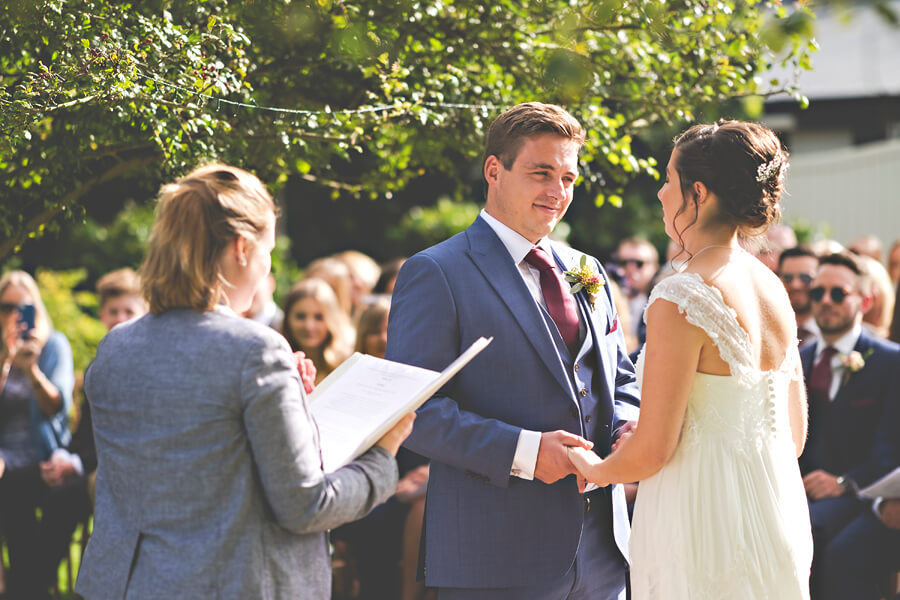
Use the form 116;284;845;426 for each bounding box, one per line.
584;415;592;423
580;388;588;397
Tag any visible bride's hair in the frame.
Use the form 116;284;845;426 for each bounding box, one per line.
671;120;788;243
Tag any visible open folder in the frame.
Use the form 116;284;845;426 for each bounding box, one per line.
308;336;492;473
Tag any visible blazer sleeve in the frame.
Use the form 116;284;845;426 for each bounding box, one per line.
847;350;900;488
240;332;398;534
386;252;522;488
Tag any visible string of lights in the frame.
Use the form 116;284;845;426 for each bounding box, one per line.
135;71;504;117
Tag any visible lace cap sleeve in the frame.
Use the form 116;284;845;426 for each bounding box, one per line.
645;272;757;385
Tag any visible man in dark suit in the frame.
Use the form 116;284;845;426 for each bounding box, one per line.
777;245;821;348
386;103;640;599
799;252;900;599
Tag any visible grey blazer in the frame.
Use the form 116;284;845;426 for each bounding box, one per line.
75;307;398;600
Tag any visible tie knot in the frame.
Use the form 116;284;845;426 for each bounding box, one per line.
821;346;838;360
524;247;555;272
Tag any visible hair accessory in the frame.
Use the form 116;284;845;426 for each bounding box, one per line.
755;154;787;184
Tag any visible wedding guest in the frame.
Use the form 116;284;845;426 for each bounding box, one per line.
858;255;895;339
374;257;406;296
0;270;74;600
887;239;900;287
819;380;900;600
848;234;884;263
244;273;283;331
615;236;658;346
809;239;846;257
354;298;390;358
756;222;797;271
35;267;146;592
890;281;900;344
281;277;354;384
798;252;900;598
305;256;354;316
74;164;412;599
334;297;432;600
335;250;381;315
778;246;822;347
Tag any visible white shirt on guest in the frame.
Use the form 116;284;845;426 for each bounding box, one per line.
813;322;862;401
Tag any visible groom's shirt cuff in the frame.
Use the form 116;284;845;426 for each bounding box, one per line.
510;429;541;480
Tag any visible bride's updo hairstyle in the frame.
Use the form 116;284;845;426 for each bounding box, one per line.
672;119;788;239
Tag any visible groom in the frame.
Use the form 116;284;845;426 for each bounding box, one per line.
386;102;640;599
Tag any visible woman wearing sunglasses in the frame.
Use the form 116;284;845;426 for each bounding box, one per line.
0;270;75;599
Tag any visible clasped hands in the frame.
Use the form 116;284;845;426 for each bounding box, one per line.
537;421;637;491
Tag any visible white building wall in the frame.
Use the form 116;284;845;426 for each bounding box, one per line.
782;139;900;247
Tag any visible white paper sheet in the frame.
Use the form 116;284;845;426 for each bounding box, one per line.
308;336;492;472
859;467;900;499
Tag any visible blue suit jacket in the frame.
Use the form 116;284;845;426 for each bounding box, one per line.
799;329;900;488
385;216;640;588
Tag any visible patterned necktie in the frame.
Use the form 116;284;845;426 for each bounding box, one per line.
524;247;580;348
809;346;838;402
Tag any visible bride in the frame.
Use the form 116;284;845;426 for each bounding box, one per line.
569;120;813;599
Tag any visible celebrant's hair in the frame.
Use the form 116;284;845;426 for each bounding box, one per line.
140;164;275;315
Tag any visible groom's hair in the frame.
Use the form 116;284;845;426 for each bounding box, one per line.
482;103;585;190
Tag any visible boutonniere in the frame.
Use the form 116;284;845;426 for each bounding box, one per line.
838;349;872;385
563;255;606;310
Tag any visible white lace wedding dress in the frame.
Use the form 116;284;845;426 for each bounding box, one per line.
629;272;813;600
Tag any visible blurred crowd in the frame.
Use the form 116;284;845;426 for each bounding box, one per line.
1;226;899;599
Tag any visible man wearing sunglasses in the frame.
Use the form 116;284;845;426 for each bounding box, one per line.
799;252;900;600
777;246;821;348
614;237;658;347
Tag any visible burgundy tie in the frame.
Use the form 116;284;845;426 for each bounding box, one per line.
524;247;580;348
809;346;838;402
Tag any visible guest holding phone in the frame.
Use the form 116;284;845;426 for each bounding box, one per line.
75;164;413;600
0;270;74;600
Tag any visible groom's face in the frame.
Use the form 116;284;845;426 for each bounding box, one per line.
484;133;579;244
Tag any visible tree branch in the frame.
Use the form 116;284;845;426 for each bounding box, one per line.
0;155;158;261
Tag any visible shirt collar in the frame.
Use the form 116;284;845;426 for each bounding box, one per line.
815;322;862;359
480;209;555;266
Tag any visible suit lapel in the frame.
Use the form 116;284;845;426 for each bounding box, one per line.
553;247;615;405
465;218;573;398
833;332;873;405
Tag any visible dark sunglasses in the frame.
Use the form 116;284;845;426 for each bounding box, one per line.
0;302;17;314
618;259;646;269
780;273;814;285
809;286;852;304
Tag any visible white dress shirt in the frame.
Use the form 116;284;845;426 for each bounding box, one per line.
813;323;863;401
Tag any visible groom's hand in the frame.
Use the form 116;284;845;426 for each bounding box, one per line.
534;430;592;486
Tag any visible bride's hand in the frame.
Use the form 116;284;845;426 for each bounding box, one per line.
567;446;604;482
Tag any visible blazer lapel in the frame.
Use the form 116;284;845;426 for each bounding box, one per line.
465;218;573;397
553;247;614;402
833;332;873;405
